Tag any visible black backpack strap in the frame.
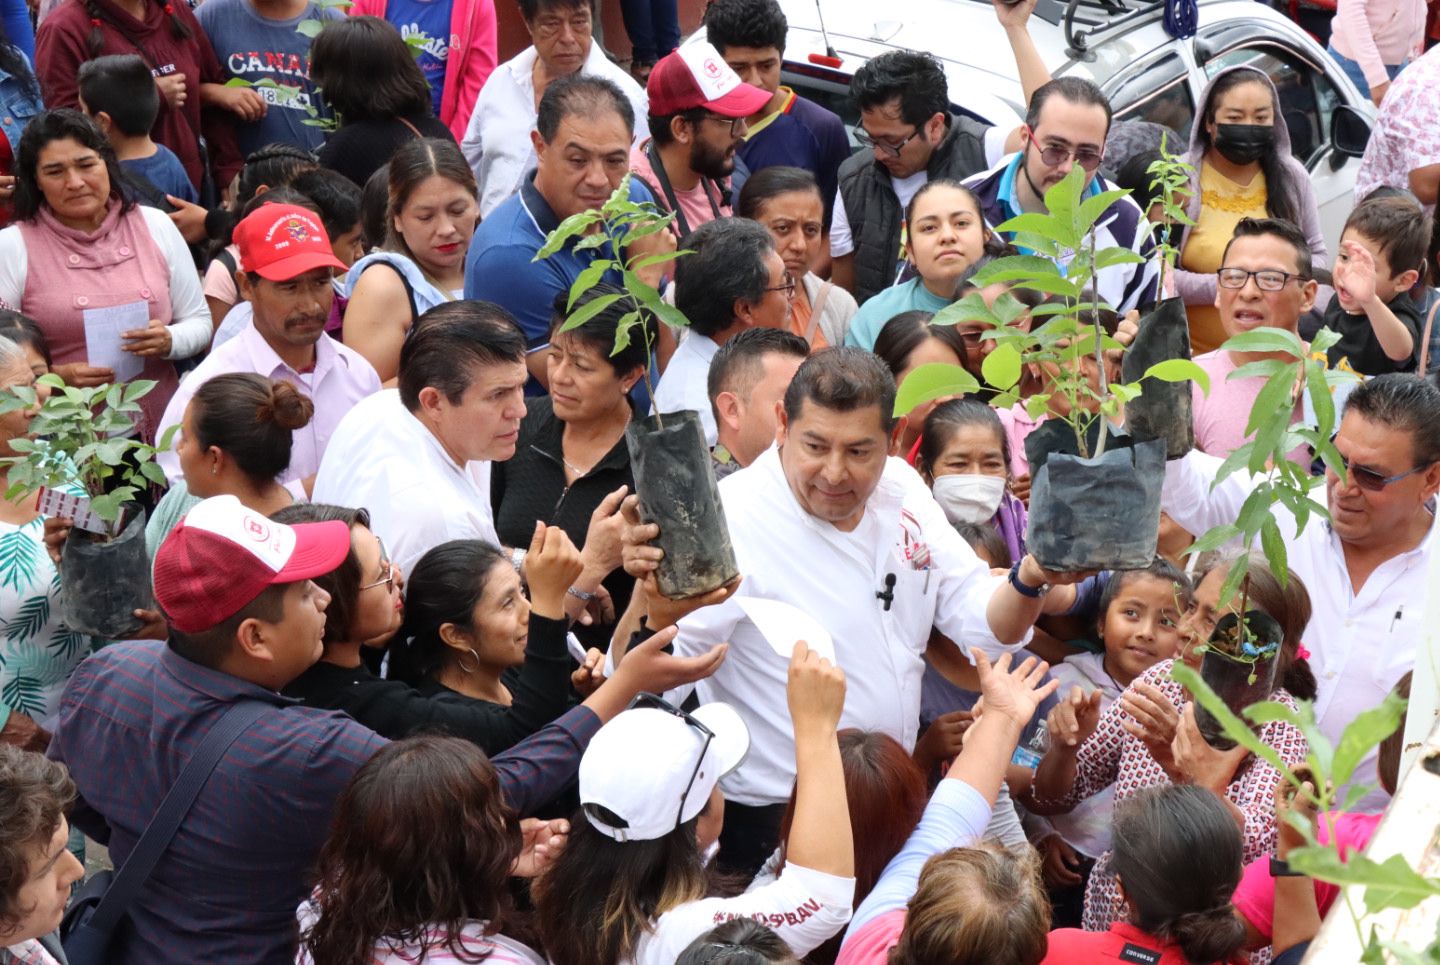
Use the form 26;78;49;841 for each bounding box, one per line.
84;700;270;935
214;247;238;278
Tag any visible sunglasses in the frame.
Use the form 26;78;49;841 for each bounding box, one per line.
629;692;714;830
1032;143;1103;171
359;536;394;592
1333;452;1432;492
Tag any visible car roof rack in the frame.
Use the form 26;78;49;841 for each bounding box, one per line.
981;0;1172;58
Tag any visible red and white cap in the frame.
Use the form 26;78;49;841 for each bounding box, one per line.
154;495;351;633
233;203;346;282
646;41;771;118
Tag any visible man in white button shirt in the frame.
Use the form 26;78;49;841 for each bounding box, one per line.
461;0;647;217
1163;374;1440;808
652;218;791;446
630;347;1086;874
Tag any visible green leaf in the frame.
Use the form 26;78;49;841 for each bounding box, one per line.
533;210;602;260
1227;358;1289;381
139;460;168;487
1309;326;1344;355
121;380;157;403
981;343;1022;391
1185;522;1241;557
1259;516;1288;587
565;260;614;311
930;291;1000;329
156;423;181;454
1141;358;1210;395
1222;328;1305;358
993;212;1069;245
1216;551;1250;609
1285;848;1440;913
1094;247;1146;269
1075;187;1132;234
1245;367;1300;437
223;76;255;87
1305;358;1336;439
893;363;981;418
558;292;623;333
295;17;324;37
1331;691;1407;788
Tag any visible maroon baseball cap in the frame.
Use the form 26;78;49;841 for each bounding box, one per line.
154;495;351;633
647;42;771;118
233;203;346;282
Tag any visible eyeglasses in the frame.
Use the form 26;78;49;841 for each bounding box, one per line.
764;271;797;299
530;12;591;38
854;126;920;158
701;113;747;138
1332;450;1433;491
629;692;714;830
1217;267;1307;292
359;537;395;592
1032;143;1104;171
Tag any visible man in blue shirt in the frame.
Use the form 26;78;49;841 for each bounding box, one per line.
466;73;670;390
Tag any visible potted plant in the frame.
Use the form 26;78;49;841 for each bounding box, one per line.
1179;325;1360;745
0;377;175;639
894;166;1208;571
535;174;738;599
1121;138;1196;457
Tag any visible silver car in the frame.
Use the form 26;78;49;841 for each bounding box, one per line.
777;0;1375;249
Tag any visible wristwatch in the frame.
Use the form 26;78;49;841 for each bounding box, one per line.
1008;560;1050;599
1269;857;1304;877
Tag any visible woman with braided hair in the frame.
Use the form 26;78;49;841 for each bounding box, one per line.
34;0;244;196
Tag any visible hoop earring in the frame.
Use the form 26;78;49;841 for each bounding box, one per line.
457;648;481;674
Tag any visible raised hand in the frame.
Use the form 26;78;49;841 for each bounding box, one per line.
972;649;1057;726
787;640;846;739
525;522;584;618
1047;684;1103;749
1119;680;1181;772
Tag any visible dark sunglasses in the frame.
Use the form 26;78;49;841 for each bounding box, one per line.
629;692;715;830
1332;447;1433;492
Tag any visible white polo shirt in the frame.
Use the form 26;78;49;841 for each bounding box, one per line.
672;448;1024;806
312;389;497;578
462;43;648;218
652;330;720;446
1162;450;1435;809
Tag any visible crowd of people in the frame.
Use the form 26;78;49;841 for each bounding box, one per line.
0;0;1437;961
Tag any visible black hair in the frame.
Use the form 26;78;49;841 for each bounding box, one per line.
736;166;821;221
903;177;991;232
361;163;391;253
548;282;654;377
290;168;363;243
1095;557;1194;632
240;185;318;221
77;54;159;138
872;309;970;383
703;0;787;55
1111;148;1167;214
1025;76;1113;137
389;539;508;685
83;0;191;59
674;218;776;338
13;109;133;223
384;138;477;261
848;49;949;130
1197;68;1298;225
1221;216;1313;279
1344;372;1440;469
676;920;797;965
1110;786;1247;965
537;73;634;143
917;397;1010;480
189;373;315;483
783;346;898;433
517;0;592;20
398;301;528;412
1343;194;1430;280
647;106;710;148
0;27;38;103
707;326;809;425
310;17;434;122
0;311;53;369
272;503;371;647
952;521;1012;569
166;583;288;668
236;143;319;209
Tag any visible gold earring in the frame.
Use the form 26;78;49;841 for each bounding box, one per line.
458;648;481;674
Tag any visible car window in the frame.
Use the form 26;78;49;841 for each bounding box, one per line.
1109;52;1195;142
1203;44;1341;166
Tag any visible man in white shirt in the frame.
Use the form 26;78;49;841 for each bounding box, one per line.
630;347;1086;874
653;218;791;446
706;326;809;479
461;0;647;217
1162;374;1440;809
312;302;527;579
156;204;381;496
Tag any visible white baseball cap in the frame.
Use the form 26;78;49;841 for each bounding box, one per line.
579;699;750;842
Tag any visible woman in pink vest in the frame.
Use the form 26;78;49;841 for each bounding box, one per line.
0;109;209;441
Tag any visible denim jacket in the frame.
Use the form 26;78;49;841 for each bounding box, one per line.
0;56;43;162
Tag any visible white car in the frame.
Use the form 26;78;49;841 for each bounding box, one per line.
777;0;1375;251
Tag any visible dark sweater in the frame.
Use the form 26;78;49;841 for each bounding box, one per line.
1322;291;1423;375
317;113;455;189
282;614;574;756
492;395;636;649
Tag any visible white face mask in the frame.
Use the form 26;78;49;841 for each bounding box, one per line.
932;473;1006;525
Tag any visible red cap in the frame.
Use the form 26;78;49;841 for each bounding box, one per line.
154;495;351;633
233;203;346;282
647;42;772;118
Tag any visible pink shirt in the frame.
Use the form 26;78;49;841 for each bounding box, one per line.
1232;811;1382;939
1356;45;1440;214
1190;348;1307;464
996;402;1043;478
629;140;731;238
1330;0;1425;87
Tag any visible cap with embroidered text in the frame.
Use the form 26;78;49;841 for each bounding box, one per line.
233;203;346;282
153;495;351;633
646;42;771;118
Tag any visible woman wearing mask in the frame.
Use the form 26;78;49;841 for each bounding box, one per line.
342;137;477;384
916;398;1026;561
844;179;1004;352
738;166;857;349
1175;66;1327;354
871;310;970;459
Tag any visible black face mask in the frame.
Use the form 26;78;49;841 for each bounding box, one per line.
1213;123;1275;165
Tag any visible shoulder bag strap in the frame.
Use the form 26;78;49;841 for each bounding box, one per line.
84;700;271;935
645;140;691;239
1419;296;1439;376
805;280;833;347
396;116;425;140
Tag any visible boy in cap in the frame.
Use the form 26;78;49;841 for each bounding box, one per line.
628;41;771;238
